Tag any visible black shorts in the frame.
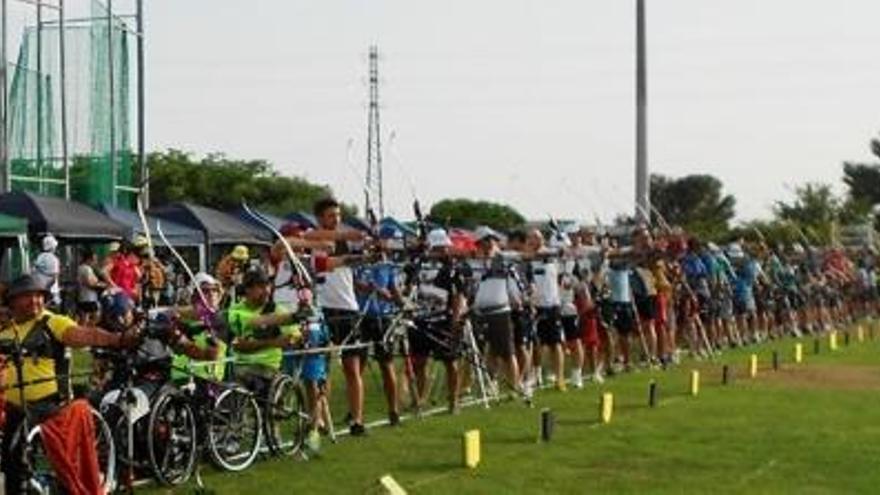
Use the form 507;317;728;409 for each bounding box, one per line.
635;296;656;321
511;310;535;347
562;314;581;342
77;301;99;314
410;317;460;362
474;312;515;358
536;306;563;346
611;302;637;335
361;316;394;362
322;308;364;359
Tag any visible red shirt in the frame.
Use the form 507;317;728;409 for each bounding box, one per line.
109;254;141;298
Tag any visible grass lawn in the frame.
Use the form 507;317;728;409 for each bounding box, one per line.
134;323;880;494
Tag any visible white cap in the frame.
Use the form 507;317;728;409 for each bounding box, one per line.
474;226;501;242
726;242;745;259
549;233;571;249
707;242;720;253
427;228;453;249
192;272;220;289
42;234;58;252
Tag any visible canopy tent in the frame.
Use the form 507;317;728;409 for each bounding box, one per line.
99;203;204;246
0;191;127;241
0;213;28;239
0;213;31;276
150;202;270;263
449;228;478;253
285;212;318;230
344;216;373;233
380;217;418;239
231;206;286;235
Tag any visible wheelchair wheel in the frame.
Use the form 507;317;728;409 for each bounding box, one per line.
147;387;197;485
207;385;262;471
264;374;307;456
24;406;116;494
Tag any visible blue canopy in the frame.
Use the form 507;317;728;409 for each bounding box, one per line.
99;203;204;246
231;206;287;235
380;217;417;238
344;216;373;233
285;211;318;229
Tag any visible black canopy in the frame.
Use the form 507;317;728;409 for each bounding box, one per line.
99;203;204;246
150;202;270;249
0;191;127;241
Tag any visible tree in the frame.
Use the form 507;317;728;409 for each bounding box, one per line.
145;149;354;216
773;183;840;244
428;198;526;232
843;134;880;205
649;174;736;240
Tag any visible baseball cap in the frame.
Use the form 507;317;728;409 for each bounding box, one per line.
427;228;453;249
231;245;249;261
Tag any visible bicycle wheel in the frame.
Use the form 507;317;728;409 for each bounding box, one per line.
146;387;197;485
207;385;262;471
264;374;307;456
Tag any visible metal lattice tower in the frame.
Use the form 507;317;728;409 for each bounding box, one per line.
365;45;384;218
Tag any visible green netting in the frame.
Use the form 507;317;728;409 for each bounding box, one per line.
7;0;136;208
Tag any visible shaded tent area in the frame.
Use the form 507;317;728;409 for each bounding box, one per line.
150;202;270;265
285;212;318;229
0;191;127;241
231;206;286;235
0;213;31;275
99;203;203;246
380;217;418;239
99;203;207;272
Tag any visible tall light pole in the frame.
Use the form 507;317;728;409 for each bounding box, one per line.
635;0;649;222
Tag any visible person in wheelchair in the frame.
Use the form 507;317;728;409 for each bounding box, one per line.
228;267;302;398
96;291;219;395
170;272;229;385
0;274;138;494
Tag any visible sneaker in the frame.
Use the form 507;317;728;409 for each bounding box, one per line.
388;411;401;427
570;370;583;389
344;412;354;426
593;371;605;384
556;380;567;392
305;429;322;453
349;423;367;436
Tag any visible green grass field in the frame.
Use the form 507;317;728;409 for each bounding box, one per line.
143;324;880;495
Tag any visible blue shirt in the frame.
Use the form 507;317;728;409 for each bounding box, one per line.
356;262;398;316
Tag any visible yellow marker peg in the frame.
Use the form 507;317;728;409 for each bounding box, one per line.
829;331;838;351
379;475;408;495
600;392;614;424
749;354;758;378
794;343;803;364
690;370;700;396
857;325;865;343
462;430;481;469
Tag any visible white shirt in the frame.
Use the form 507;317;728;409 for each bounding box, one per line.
34;251;61;302
316;265;359;311
273;258;296;305
559;259;578;316
531;256;561;308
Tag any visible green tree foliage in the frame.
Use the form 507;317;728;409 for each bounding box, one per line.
843;134;880;205
649;174;736;240
145;149;352;215
773;183;841;244
428;198;526;232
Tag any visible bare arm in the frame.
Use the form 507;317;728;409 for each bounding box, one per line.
62;325;134;349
